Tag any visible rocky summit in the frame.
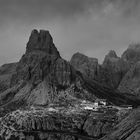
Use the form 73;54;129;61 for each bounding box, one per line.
121;43;140;65
1;29;140;140
70;52;99;80
101;50;130;89
26;29;60;56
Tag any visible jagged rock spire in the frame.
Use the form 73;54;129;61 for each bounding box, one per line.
103;50;119;66
121;43;140;64
11;29;75;89
70;52;99;80
107;50;118;58
26;29;60;57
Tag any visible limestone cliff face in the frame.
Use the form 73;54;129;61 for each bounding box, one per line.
102;50;129;89
121;43;140;65
118;61;140;95
118;44;140;95
70;51;129;89
70;52;99;80
26;29;60;56
11;29;73;87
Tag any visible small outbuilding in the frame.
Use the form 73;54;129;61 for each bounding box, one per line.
94;99;107;106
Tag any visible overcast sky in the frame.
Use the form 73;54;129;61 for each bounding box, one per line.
0;0;140;65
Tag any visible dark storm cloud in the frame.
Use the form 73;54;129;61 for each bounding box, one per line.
0;0;140;65
0;0;140;24
0;0;98;22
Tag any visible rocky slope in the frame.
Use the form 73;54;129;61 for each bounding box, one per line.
71;45;140;97
102;50;129;89
100;107;140;140
70;50;130;89
0;102;127;140
0;63;17;93
118;61;140;95
118;43;140;95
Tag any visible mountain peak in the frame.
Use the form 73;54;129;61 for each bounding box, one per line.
103;50;119;65
26;29;60;56
71;52;98;62
107;50;118;58
121;43;140;64
128;43;140;50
